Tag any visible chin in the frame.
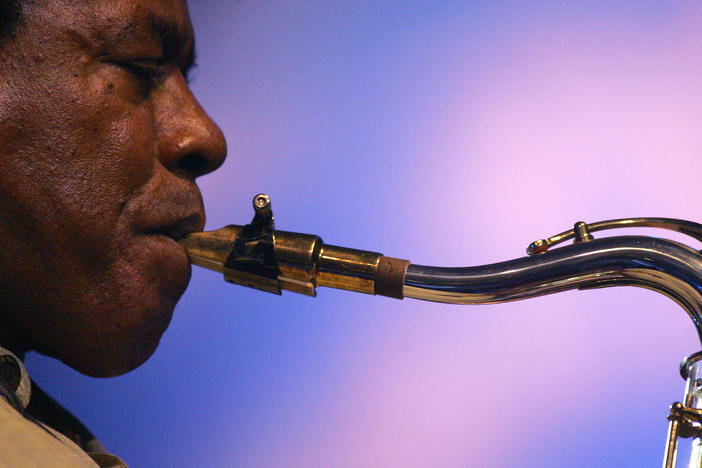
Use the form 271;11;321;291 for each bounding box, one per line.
62;300;177;378
57;255;190;377
27;231;194;377
78;334;164;378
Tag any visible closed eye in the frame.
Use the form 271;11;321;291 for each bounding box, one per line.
112;60;167;94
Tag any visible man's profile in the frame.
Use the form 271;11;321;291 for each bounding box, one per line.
0;0;226;465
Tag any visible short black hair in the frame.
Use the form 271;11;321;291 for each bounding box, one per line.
0;0;23;46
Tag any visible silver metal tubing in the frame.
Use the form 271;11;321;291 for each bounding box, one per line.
403;236;702;345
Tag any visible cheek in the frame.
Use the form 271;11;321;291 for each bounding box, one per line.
0;65;160;276
71;74;157;202
54;93;157;262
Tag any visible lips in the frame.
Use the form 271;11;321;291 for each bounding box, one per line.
136;208;205;242
145;212;204;242
132;209;203;301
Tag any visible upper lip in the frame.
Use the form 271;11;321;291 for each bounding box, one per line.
145;212;205;242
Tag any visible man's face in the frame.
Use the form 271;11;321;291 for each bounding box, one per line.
0;0;226;376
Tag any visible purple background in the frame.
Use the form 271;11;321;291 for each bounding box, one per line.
26;1;702;467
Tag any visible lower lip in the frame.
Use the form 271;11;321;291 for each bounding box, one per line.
143;234;192;284
151;233;185;251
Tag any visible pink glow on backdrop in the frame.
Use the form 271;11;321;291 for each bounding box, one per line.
190;2;702;467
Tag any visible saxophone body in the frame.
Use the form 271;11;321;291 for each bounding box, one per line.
180;194;702;468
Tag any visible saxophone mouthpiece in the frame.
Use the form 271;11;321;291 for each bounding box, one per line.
180;194;410;299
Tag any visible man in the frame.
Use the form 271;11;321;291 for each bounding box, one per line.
0;0;226;465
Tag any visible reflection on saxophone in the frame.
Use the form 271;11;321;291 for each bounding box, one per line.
180;194;702;468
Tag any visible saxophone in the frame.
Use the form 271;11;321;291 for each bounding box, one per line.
181;194;702;468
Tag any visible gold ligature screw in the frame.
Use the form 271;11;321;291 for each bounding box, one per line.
254;193;271;210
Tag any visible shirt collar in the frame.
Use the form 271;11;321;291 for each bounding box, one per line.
0;346;31;409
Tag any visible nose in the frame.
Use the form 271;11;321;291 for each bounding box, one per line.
153;72;227;179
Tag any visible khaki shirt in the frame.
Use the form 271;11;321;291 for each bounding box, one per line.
0;347;127;467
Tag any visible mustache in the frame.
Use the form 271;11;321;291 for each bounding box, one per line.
127;178;206;240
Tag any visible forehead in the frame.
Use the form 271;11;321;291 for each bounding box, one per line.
88;0;192;39
33;0;193;53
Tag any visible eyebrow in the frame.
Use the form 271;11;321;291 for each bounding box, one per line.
146;11;196;77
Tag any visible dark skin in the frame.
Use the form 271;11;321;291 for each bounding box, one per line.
0;0;226;377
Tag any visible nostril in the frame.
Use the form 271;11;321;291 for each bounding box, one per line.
177;153;210;177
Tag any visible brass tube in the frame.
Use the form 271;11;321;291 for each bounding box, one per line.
316;245;382;295
180;226;409;299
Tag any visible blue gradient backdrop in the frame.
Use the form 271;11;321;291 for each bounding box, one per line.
26;1;702;467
